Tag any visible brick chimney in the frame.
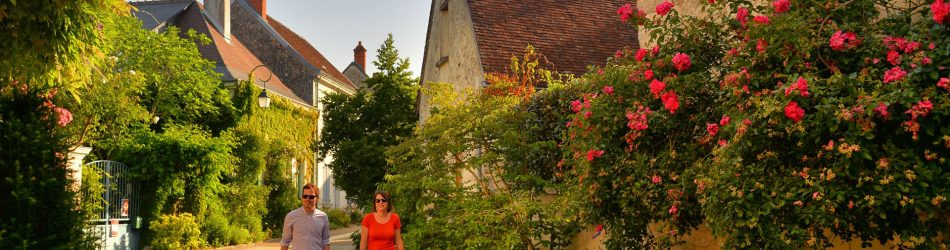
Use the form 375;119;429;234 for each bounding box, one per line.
248;0;267;21
205;0;231;43
354;41;367;70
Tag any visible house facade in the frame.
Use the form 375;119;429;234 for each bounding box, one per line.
417;0;640;123
130;0;359;209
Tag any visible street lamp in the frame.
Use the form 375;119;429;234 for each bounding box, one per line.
250;65;273;108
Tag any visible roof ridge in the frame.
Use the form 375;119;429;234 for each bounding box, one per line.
129;0;193;5
267;18;358;90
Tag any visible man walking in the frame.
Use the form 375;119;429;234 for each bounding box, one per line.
281;183;330;250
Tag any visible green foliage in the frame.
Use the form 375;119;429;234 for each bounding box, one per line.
319;34;418;208
0;85;101;249
566;0;950;248
0;0;128;92
382;77;579;249
325;208;352;229
150;213;203;250
261;139;302;236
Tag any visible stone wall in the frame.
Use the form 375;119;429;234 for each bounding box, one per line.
230;0;318;103
418;0;486;124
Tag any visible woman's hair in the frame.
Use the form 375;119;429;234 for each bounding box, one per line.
374;191;393;213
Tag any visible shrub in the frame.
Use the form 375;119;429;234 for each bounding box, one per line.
150;213;202;250
200;211;231;247
228;226;250;245
565;0;950;248
325;208;351;228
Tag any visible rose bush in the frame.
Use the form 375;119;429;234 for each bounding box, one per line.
563;0;949;248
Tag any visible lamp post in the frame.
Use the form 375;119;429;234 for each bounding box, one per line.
250;65;273;108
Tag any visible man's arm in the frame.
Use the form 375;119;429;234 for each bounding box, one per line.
322;215;331;250
280;212;294;250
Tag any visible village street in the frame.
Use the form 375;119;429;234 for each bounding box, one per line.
216;226;359;250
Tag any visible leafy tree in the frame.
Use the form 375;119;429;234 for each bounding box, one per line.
0;1;128;249
380;47;580;249
319;34;418;207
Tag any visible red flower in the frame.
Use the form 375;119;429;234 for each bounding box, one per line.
668;204;679;215
652;175;662;184
720;115;731;126
874;102;890;119
932;0;949;24
649;79;666;97
672;52;692;72
707;123;720;136
737;7;749;26
617;3;634;22
615;50;624;58
54;107;73;127
586;149;605;162
938;77;950;90
571;100;582;113
626;106;651;131
753;15;770;24
886;50;901;66
756;39;768;52
906;100;933;120
883;67;907;84
661;91;680;114
773;0;790;13
784;101;805;122
603;86;615;95
656;1;674;16
829;30;860;51
785;77;810;97
644;70;654;80
635;48;648;62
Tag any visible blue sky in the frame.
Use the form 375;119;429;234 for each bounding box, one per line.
266;0;431;77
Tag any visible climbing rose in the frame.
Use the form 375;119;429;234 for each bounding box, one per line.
785;77;809;97
720;115;731;126
668;204;679;215
661;91;680;114
652;175;662;184
571;100;582;113
753;15;770;24
626;106;651;131
737;7;749;26
54;107;73;127
617;3;634;22
656;1;674;16
649;79;666;97
635;48;648;62
874;102;890;119
586;149;605;162
603;86;614;95
932;0;949;24
784;101;805;122
829;30;860;51
773;0;790;13
938;77;950;90
883;67;907;84
644;69;654;80
887;50;901;66
756;39;768;52
672;53;691;72
707;123;720;136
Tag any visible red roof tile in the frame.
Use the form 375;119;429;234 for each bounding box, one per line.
268;19;358;90
466;0;639;75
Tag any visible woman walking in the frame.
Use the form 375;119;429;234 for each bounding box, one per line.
360;191;404;250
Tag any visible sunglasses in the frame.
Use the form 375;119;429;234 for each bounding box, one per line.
302;195;318;200
374;199;388;203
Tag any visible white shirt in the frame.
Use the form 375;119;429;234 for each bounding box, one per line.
281;207;330;250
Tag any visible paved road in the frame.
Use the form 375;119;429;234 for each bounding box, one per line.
216;226;358;250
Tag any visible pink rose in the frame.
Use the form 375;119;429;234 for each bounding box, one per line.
672;52;691;72
656;1;675;16
649;79;666;98
737;7;749;26
883;67;907;84
932;0;949;24
784;101;805;122
707;123;720;136
661;91;680;114
617;3;635;22
602;86;614;95
773;0;790;13
635;48;648;62
937;77;949;89
54;107;73;127
720;115;731;126
753;15;770;24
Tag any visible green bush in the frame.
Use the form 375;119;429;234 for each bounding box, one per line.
150;213;202;250
200;211;231;247
228;226;250;245
325;208;351;229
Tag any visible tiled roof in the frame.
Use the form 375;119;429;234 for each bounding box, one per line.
466;0;639;75
268;19;358;90
131;1;308;105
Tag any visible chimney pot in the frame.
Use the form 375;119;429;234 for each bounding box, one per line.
354;41;367;70
249;0;267;21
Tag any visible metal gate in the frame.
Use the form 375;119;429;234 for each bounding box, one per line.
84;160;140;250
